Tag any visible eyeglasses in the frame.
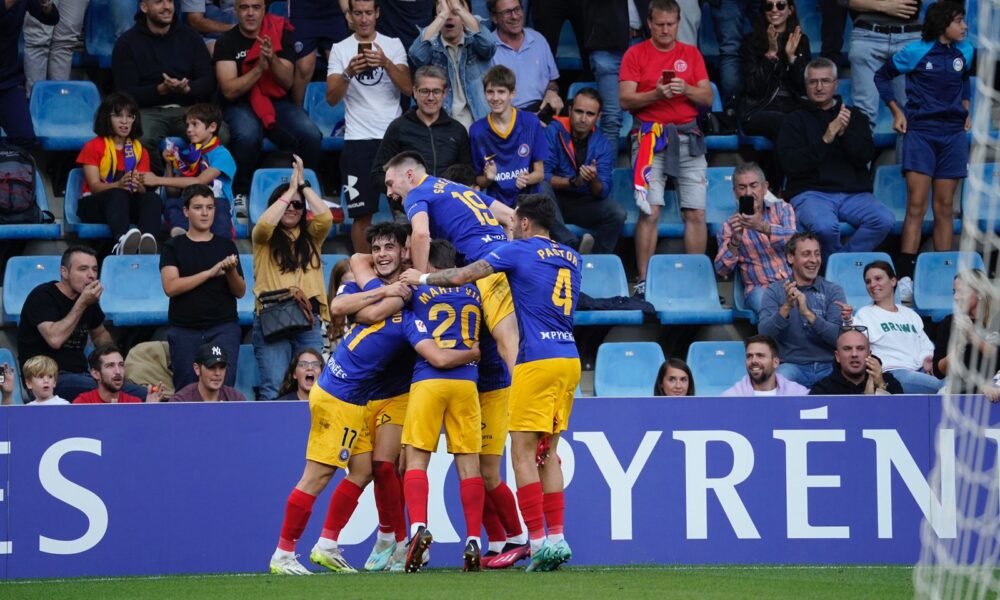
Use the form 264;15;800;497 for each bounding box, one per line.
765;2;788;10
287;200;305;210
493;5;522;18
806;77;836;87
840;325;869;335
297;360;322;369
416;88;445;97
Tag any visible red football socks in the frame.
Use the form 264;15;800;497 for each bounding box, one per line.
483;492;506;544
516;481;545;541
403;469;429;528
373;460;403;539
489;481;524;537
459;477;486;539
278;488;316;552
321;479;363;541
543;491;565;536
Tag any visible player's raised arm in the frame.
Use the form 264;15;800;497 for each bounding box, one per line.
409;212;431;272
413;339;481;369
400;260;495;288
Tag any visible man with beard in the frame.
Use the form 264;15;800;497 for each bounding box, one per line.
722;335;809;396
72;345;163;403
169;343;246;401
810;328;903;395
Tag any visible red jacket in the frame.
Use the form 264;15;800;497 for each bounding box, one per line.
243;14;293;129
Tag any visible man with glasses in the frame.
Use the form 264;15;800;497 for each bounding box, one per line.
488;0;564;115
810;327;904;395
758;232;853;388
776;57;893;264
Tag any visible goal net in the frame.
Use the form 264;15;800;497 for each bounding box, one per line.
914;2;1000;596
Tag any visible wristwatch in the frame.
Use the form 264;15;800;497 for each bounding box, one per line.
298;180;311;194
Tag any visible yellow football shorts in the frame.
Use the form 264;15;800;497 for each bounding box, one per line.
476;272;514;333
402;379;481;454
306;385;372;468
509;358;581;435
365;392;408;438
478;386;511;456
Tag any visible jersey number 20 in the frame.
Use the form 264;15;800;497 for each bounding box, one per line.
429;303;480;348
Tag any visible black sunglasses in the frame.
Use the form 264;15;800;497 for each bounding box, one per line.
766;2;788;10
287;200;305;210
840;325;869;335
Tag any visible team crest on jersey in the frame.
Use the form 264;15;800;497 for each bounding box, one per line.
415;319;428;333
953;57;964;71
339;448;350;461
294;41;303;54
517;143;530;157
674;59;689;73
925;61;933;70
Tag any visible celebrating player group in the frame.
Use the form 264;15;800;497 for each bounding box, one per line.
268;151;582;575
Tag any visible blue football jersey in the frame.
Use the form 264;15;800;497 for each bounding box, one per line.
477;324;510;392
408;283;483;382
469;109;549;207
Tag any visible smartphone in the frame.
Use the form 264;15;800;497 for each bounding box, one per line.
537;104;556;124
358;42;372;54
739;194;755;215
662;69;675;82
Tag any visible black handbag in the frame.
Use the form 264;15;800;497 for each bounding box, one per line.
258;287;314;342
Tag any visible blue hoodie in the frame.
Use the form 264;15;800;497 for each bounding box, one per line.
875;38;973;131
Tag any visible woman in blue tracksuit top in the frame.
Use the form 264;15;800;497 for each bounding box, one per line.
874;1;972;294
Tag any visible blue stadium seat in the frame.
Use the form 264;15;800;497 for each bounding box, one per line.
238;254;255;326
304;82;346;152
235;344;259;401
64;168;113;238
686;340;746;396
99;255;169;326
337;191;394;238
556;20;582;71
731;270;758;325
84;0;136;68
267;0;287;16
962;163;1000;232
594;342;665;397
321;253;350;290
646;254;733;324
567;81;596;100
824;252;895;311
3;255;61;323
0;347;24;405
873;164;940;235
575;255;643;326
248;168;324;225
610;167;684;238
913;251;986;322
30;81;100;151
0;171;61;240
705;166;734;236
706;82;738;151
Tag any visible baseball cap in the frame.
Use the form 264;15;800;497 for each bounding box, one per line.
194;343;228;368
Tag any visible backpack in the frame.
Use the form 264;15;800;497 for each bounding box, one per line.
0;141;40;224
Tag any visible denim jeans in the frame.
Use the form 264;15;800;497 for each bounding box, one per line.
224;100;322;194
252;315;324;401
589;50;624;141
167;321;243;392
849;28;920;129
776;361;833;389
54;370;149;403
790;191;894;264
887;369;943;394
712;0;753;106
745;285;766;315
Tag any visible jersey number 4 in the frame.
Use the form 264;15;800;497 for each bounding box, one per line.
552;268;573;316
429;303;480;349
452;190;500;227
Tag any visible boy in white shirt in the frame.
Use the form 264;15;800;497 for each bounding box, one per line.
23;355;70;405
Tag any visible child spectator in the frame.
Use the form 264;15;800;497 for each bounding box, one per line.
76;92;163;255
144;103;237;238
22;355;69;405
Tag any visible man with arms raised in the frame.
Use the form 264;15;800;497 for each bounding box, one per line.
722;335;809;396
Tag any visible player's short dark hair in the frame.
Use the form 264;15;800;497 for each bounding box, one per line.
482;65;516;92
61;245;97;270
744;334;779;358
572;87;603;110
93;92;142;139
785;232;819;256
184;103;223;130
922;1;965;41
428;239;457;270
365;222;408;247
441;164;478;187
88;344;123;372
515;194;556;232
384;150;427;173
182;184;215;208
648;0;681;18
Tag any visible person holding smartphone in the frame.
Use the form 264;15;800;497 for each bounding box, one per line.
713;162;797;315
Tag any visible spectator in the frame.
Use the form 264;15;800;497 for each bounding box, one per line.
847;0;922;130
251;157;333;400
874;2;972;300
714;162;795;315
112;0;220;176
326;258;354;351
73;345;163;403
22;355;70;405
289;0;348;106
620;0;713;295
820;0;848;68
776;57;893;263
22;0;78;94
711;0;753;109
214;0;322;199
852;260;940;393
371;65;472;186
758;232;852;388
581;0;630;141
654;358;695;396
277;348;323;400
170;343;247;401
0;362;15;405
722;334;810;396
409;0;496;128
934;270;1000;384
76;92;162;255
181;0;236;53
542;87;624;255
144;103;238;238
327;0;412;252
1;0;57;149
488;0;563;114
160;184;246;393
809;328;904;395
529;0;585;77
371;0;434;53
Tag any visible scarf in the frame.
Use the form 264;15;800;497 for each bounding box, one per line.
98;137;143;183
243;14;293;130
632;122;666;216
169;136;220;177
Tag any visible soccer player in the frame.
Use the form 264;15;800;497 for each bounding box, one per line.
384;150;519;375
401;239;487;573
400;194;582;572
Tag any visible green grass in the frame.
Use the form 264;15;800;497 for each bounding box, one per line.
0;566;915;599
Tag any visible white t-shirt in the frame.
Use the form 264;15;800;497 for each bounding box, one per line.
853;304;935;371
327;33;407;140
30;396;70;405
753;388;779;396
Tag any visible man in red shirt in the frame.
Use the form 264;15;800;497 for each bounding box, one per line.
619;0;714;296
73;345;161;404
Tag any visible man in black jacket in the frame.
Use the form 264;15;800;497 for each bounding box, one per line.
810;327;903;395
776;57;893;263
112;0;221;174
372;65;471;191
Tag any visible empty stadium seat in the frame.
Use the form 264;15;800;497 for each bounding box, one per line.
645;254;733;324
238;254;255;326
30;81;100;151
304;82;346;152
567;81;596;100
731;270;758;325
686;340;745;396
235;344;259;401
267;0;287;16
64;168;112;238
825;252;895;311
962;163;1000;232
321;253;350;289
2;255;61;323
0;347;24;405
873;164;941;235
100;255;169;326
0;171;61;240
706;82;738;151
576;255;643;326
83;0;135;68
705;166;734;235
248;168;324;225
556;21;582;71
594;342;665;397
610;167;684;238
913;251;986;322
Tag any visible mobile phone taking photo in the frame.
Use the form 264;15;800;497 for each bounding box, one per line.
739;195;755;215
